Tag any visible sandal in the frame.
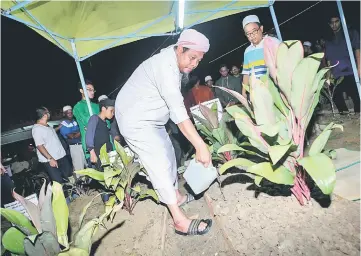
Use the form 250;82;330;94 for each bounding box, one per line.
178;193;195;207
175;219;212;236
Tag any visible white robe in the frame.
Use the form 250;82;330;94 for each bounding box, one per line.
115;45;189;204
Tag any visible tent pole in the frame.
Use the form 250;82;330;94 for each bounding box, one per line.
71;40;93;116
269;1;282;41
336;0;361;98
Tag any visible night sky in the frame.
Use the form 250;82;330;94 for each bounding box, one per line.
1;1;360;130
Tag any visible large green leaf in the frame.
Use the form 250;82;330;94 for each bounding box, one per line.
290;53;323;122
2;227;26;255
115;187;125;202
276;40;303;101
52;182;69;249
24;231;61;256
247;162;295;185
114;140;131;166
249;74;276;126
0;208;38;236
212;127;228;145
40;183;56;238
269;143;292;165
139;189;159;202
262;76;289;116
120;162;141;185
104;166;121;188
219;158;256;175
309;122;343;156
99;144;110;166
74;219;99;254
105;196;116;215
75;168;105;181
298;153;336;195
217;143;259;157
199;103;219;129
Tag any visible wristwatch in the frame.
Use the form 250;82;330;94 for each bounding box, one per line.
48;157;53;161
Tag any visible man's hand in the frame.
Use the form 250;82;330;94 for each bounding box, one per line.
195;142;211;168
49;158;58;168
90;150;98;164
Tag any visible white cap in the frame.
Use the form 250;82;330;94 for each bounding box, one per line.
205;75;212;82
303;41;312;47
63;105;72;112
98;95;108;102
242;15;260;29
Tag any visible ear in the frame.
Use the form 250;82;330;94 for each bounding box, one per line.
260;25;264;33
79;88;83;94
176;45;183;55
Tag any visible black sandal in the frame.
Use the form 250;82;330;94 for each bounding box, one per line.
175;219;212;236
178;193;195;207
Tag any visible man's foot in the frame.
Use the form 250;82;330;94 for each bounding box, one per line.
174;218;212;236
177;193;195;207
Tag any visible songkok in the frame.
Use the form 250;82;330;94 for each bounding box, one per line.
63;105;72;112
98;95;108;102
242;15;260;29
176;29;210;53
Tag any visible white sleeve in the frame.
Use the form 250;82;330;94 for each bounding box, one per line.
157;63;189;124
32;127;45;146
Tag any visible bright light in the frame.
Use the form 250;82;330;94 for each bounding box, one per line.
178;0;185;29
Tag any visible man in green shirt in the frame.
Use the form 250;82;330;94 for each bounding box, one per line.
73;79;99;159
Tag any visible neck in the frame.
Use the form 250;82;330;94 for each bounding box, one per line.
98;113;106;120
234;74;240;77
37;119;47;126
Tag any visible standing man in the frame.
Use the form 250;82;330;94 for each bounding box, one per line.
32;107;73;184
73;79;100;159
188;76;215;105
215;64;241;107
241;15;281;98
324;14;360;114
115;29;212;236
60;106;87;173
303;41;313;57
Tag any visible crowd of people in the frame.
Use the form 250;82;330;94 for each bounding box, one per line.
1;12;360;236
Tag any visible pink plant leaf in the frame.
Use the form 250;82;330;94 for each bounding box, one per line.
12;189;42;233
264;37;280;83
199;103;219;129
38;179;47;211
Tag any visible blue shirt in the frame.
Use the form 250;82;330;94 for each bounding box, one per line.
59;119;81;145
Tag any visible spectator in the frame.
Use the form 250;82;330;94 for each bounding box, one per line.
32;107;73;184
86;99;115;169
303;41;313;57
1;158;14;207
241;15;281;98
324;14;360;114
215;64;241;107
230;65;243;85
60;105;87;173
73;79;100;159
187;76;215;105
98;95;108;102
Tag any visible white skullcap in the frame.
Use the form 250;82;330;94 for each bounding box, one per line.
242;15;260;29
98;95;108;102
303;41;312;47
205;75;213;82
63;105;72;112
176;29;210;53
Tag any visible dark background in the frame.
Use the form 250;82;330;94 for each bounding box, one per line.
1;1;360;130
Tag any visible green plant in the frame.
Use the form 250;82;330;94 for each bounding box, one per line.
321;61;344;116
1;181;108;256
76;141;158;215
193;103;256;164
216;39;341;205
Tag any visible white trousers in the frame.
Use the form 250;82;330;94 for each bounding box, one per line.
69;144;87;174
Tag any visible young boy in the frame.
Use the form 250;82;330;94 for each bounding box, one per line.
85;99;115;169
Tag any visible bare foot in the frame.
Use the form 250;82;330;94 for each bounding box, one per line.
174;217;208;233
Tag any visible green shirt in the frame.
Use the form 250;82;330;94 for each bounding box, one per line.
73;100;100;158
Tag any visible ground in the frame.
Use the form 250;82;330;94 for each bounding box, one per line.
67;112;360;256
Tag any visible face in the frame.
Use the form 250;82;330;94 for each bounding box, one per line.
219;66;229;77
304;46;312;54
329;17;341;32
176;46;204;74
104;106;115;119
244;23;263;45
80;84;96;99
206;80;213;87
231;66;240;76
64;110;73;119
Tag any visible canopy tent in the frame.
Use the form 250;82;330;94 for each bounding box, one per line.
1;0;359;118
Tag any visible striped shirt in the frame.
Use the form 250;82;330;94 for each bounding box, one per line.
242;35;281;79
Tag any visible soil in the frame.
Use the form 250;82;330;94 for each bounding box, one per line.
65;112;361;256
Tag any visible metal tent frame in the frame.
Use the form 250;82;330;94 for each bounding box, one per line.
2;0;359;117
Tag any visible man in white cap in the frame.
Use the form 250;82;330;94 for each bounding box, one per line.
241;15;281;98
303;41;313;57
115;29;212;236
59;105;87;173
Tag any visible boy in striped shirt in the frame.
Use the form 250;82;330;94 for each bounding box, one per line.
241;15;281;98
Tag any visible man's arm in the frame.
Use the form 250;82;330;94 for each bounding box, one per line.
242;75;249;98
355;49;360;77
37;145;58;168
85;115;99;163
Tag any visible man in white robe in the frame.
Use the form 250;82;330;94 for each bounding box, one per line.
115;29;212;236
